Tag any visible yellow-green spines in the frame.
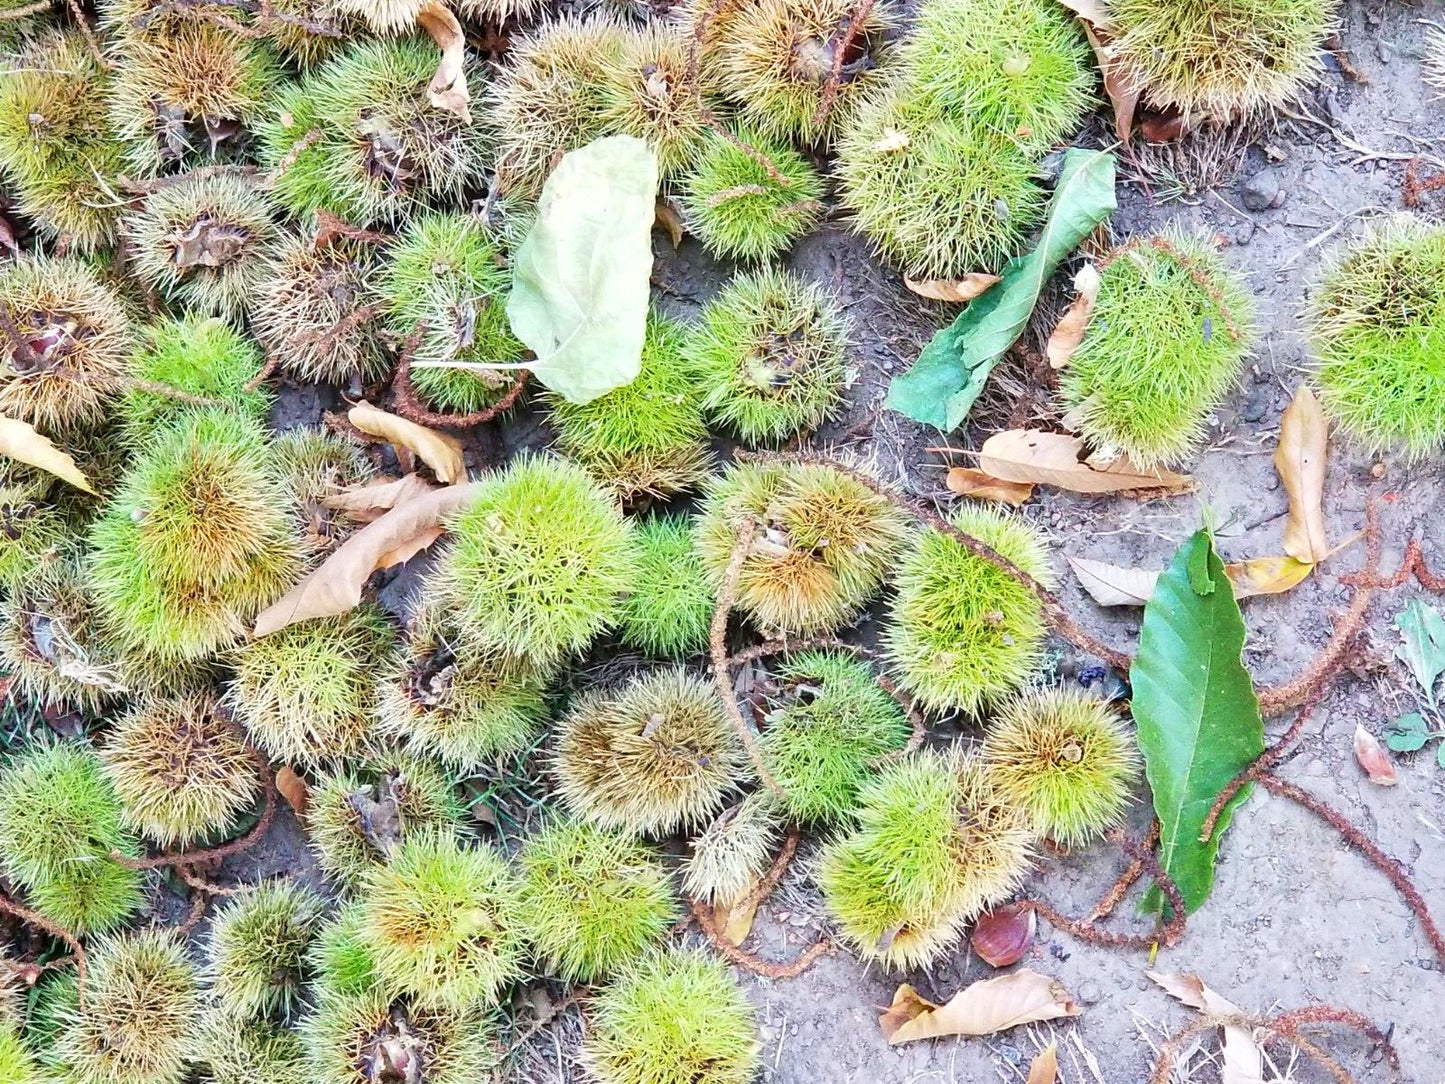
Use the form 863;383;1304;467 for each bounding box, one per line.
583;949;758;1084
195;1011;307;1084
1109;0;1337;118
121;315;271;443
0;1018;44;1084
378;604;551;770
103;691;261;847
308;903;377;1001
270;426;373;559
258;38;486;226
301;988;496;1084
306;755;462;892
87;409;301;663
596;22;709;177
547;316;712;503
50;929;200;1084
686;267;851;444
553;668;745;836
836;81;1045;279
678;127;825;262
355;829;527;1011
898;0;1093;150
1060;237;1254;468
0;255;133;433
760;650;910;823
517;817;677;982
697;460;910;635
982;688;1139;846
1308;217;1445;459
206;881;324;1021
0;743;143;934
618;514;713;660
680;790;784;905
0;481;69;595
441;454;636;667
0;32;128;251
378;211;526;415
885;504;1052;714
228;606;395;765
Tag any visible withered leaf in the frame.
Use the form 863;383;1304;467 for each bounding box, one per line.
1274;385;1329;565
1070;553;1316;607
946;467;1034;506
324;474;437;523
275;766;309;818
1353;724;1398;786
377;526;446;569
1046;262;1101;368
881;970;1080;1045
1026;1044;1059;1084
1055;0;1112;28
978;430;1191;494
417;0;470;122
1148;972;1263;1084
1081;22;1139;142
1224;555;1314;599
0;417;96;494
654;198;685;248
348;401;465;484
904;273;1001;303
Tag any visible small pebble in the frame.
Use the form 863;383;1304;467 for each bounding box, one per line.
1241;168;1282;212
1079;980;1103;1005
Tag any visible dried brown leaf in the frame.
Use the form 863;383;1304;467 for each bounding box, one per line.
323;474;437;523
1081;23;1138;142
254;483;480;636
946;467;1034;507
1148;972;1262;1084
275;766;309;818
348;400;465;484
377;526;445;569
1046;263;1101;368
904;273;1001;303
1072;553;1315;607
970;902;1036;967
1224;555;1314;599
1274;385;1329;564
978;430;1191;494
654;198;685;248
1026;1044;1059;1084
882;970;1080;1045
417;0;470;122
1055;0;1112;28
1353;724;1398;786
0;417;96;495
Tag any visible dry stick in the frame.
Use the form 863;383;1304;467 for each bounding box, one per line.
294;302;384;352
114;754;278;871
121;164;260;194
735;827;801;916
1257;772;1445;966
65;0;111;69
270;130;323;184
704;183;771;207
1150;1007;1398;1084
313;209;392;248
0;892;86;1007
243;355;280;392
1282;1032;1355;1084
0;0;54;19
1269;1006;1400;1071
710;516;786;799
391;332;531;430
735;451;1132;671
1085;819;1160;924
812;0;878;128
688;898;831;979
175;886;210;936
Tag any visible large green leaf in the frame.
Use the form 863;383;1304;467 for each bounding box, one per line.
1394;600;1445;704
505;134;659;403
885;148;1117;430
1133;530;1264;914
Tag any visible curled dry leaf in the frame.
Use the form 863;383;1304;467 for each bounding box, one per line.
1080;22;1138;142
254;483;481;636
880;970;1080;1045
1353;724;1398;786
970;902;1036;967
946;467;1034;507
654;198;685;249
1055;0;1112;28
323;473;437;523
1224;555;1314;599
1147;972;1263;1084
978;430;1191;494
348;401;465;484
417;0;470;122
1026;1043;1059;1084
0;417;96;495
1070;553;1316;607
377;526;445;569
1046;263;1101;368
275;766;309;818
1274;385;1330;565
904;273;1001;303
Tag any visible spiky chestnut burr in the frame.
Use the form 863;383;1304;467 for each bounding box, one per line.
582;949;758;1084
195;1010;307;1084
252;230;388;386
836;80;1044;280
1309;216;1445;459
680;790;785;905
596;22;709;177
306;755;463;893
258;38;486;226
760;649;910;823
333;0;542;32
517;816;677;982
553;668;746;836
439;453;635;668
696;459;910;635
1060;234;1254;468
0;255;133;434
981;687;1139;846
0;479;69;594
0;743;143;934
270;426;374;559
377;602;551;771
355;829;527;1011
546;315;712;504
227;606;395;766
301;988;496;1084
617;514;713;660
884;503;1053;714
50;929;200;1084
206;880;325;1021
0;1018;45;1084
685;266;851;445
0;32;129;251
86;409;301;664
308;902;378;1001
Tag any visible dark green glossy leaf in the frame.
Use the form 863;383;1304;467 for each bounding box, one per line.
1394;600;1445;703
1384;712;1429;753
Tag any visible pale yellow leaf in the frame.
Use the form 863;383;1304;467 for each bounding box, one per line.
904;273;1001;303
1068;555;1159;606
0;417;96;494
1026;1044;1058;1084
1056;0;1112;29
978;430;1191;494
348;401;465;484
323;474;437;523
654;198;684;248
1047;263;1101;368
1274;385;1329;564
881;970;1080;1045
417;1;470;122
254;483;480;636
946;467;1034;507
1148;972;1263;1084
275;766;309;818
1224;555;1314;599
1353;724;1398;786
376;526;445;569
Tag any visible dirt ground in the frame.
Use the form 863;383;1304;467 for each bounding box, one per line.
218;1;1445;1080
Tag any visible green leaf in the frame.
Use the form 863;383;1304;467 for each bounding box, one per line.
505;134;659;404
1393;600;1445;702
885;148;1117;430
1436;741;1445;770
1384;712;1429;753
1133;530;1265;914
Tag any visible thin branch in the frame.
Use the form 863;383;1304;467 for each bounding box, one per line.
812;0;878;128
688;897;831;979
0;0;54;20
0;892;85;1008
390;330;530;429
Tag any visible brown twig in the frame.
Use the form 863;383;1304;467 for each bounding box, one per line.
65;0;112;69
1085;819;1160;923
0;0;53;19
270;130;323;183
175;885;211;936
314;209;392;248
391;332;531;429
812;0;878;128
114;754;277;871
243;355;280;392
1269;1005;1399;1071
0;892;86;1007
121;164;259;194
689;897;831;979
735;827;801;916
1404;156;1445;209
704;184;771;207
294;301;383;352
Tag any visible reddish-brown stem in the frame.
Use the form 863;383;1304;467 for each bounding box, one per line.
1269;1005;1399;1070
1086;820;1161;924
736;827;801;915
812;0;878;128
689;898;831;979
391;332;530;429
114;754;277;871
243;355;280;392
0;892;86;1007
